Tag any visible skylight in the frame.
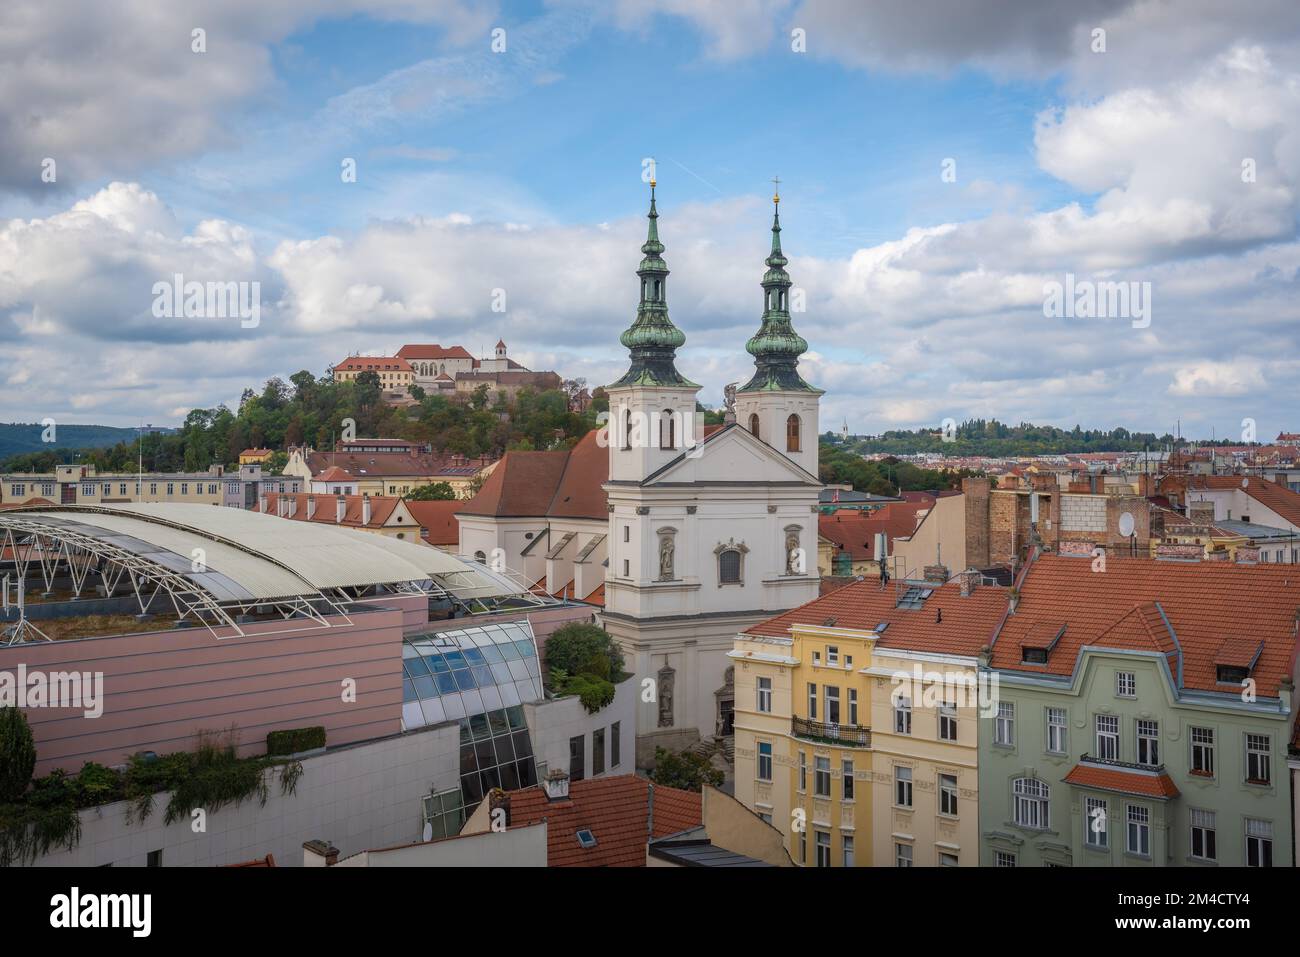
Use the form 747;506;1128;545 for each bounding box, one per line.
576;829;597;848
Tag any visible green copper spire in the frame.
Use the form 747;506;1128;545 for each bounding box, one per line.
610;181;698;388
738;181;821;394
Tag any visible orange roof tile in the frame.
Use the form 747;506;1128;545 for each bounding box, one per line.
1063;763;1180;799
404;499;461;546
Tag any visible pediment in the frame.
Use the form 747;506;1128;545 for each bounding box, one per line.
644;425;819;486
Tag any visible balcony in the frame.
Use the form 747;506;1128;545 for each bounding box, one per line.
792;716;871;748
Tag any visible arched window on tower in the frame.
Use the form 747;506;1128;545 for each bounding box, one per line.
654;279;661;300
660;409;676;450
622;409;633;451
786;414;801;453
749;414;761;439
642;279;647;300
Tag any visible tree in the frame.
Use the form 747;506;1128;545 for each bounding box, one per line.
544;623;624;678
407;482;456;501
648;747;724;792
0;707;37;802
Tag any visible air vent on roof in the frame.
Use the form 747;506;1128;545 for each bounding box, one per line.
576;829;597;849
874;622;889;633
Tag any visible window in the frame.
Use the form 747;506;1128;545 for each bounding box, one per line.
939;852;959;867
1190;727;1215;776
1190;809;1216;861
756;676;772;714
1126;805;1150;856
660;409;676;450
568;734;585;781
1136;719;1160;766
757;742;772;781
1116;671;1136;697
423;786;467;839
622;559;630;576
1012;777;1049;829
825;685;840;724
1046;707;1067;754
843;835;855;868
848;689;858;725
896;843;913;868
894;695;912;734
815;830;831;868
786;414;801;453
147;849;162;867
621;409;632;450
842;760;854;800
939;773;958;816
800;830;806;864
894;766;913;808
1245;819;1273;867
798;751;807;791
623;525;630;542
994;701;1015;746
1085;796;1108;848
996;851;1017;868
814;756;831;797
826;645;838;666
807;682;817;720
593;727;605;776
718;549;742;584
1095;714;1119;761
611;721;621;768
938;699;958;741
1245;734;1271;785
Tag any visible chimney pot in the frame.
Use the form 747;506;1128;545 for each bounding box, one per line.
307;495;316;520
336;495;346;524
542;769;570;802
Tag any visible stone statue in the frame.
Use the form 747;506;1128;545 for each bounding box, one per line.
657;665;675;728
785;530;801;575
658;534;674;581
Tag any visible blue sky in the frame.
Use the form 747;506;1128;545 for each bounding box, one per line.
1;0;1298;438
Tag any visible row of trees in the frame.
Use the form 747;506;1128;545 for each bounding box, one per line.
819;443;976;496
839;418;1183;457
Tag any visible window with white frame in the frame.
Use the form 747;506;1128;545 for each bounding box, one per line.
1085;796;1108;848
939;773;958;817
1012;777;1049;829
938;699;958;741
1116;671;1137;698
1245;734;1271;785
798;751;807;791
756;677;772;714
1136;719;1160;766
1245;819;1273;867
848;688;858;725
894;695;912;734
896;843;913;867
826;645;839;666
1189;809;1216;861
995;701;1015;746
1126;805;1150;856
842;759;854;800
807;683;817;720
996;851;1016;868
1047;707;1067;754
825;685;841;724
894;766;913;808
814;756;831;797
1190;726;1215;776
939;852;959;867
842;835;855;868
815;830;831;868
1095;714;1119;761
757;742;772;782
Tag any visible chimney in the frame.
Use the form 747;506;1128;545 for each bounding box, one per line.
288;497;297;519
302;839;339;867
362;493;371;526
277;496;287;518
1189;500;1215;525
336;495;346;524
259;492;268;513
959;569;979;597
488;788;511;828
922;563;949;585
542;768;570;802
307;495;317;520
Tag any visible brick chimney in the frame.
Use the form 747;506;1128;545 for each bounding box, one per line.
1189;500;1215;525
958;569;979;597
306;495;316;520
336;495;346;523
542;768;570;802
258;492;268;513
922;563;949;584
362;493;371;526
288;496;297;519
302;839;339;867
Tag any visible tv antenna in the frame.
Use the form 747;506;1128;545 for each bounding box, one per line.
2;574;52;645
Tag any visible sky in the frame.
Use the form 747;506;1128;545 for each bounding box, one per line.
1;0;1299;439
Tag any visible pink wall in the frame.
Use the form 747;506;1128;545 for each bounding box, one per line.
2;599;419;776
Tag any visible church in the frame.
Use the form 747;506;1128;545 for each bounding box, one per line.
456;181;824;766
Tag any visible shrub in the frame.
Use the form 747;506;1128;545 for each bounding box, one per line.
0;707;36;802
648;747;724;793
563;674;616;714
544;623;624;679
266;726;326;756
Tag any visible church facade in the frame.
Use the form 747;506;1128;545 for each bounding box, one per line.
599;181;824;764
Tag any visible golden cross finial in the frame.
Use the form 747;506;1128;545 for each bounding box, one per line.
772;175;781;203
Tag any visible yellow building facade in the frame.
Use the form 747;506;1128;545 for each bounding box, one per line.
732;578;998;867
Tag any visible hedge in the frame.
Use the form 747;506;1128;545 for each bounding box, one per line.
266;726;326;756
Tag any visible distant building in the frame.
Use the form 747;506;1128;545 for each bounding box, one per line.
254;491;422;541
284;438;492;499
0;462;301;508
331;355;414;391
239;448;274;465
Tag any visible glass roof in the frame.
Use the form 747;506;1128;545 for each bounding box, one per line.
400;620;544;732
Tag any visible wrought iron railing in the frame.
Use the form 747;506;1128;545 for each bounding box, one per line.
792;716;871;748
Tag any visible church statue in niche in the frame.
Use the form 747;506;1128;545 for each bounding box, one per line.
657;665;675;728
785;526;803;575
657;528;676;581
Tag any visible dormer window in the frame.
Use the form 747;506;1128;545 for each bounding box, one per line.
1216;664;1249;684
1022;647;1049;665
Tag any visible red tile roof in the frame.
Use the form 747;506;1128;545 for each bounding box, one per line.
458;430;608;520
1184;475;1300;528
255;492;409;530
990;554;1300;697
818;502;928;561
1063;763;1181;799
502;775;701;867
404;499;461;546
334;356;412;373
304;448;479;480
397;344;474;361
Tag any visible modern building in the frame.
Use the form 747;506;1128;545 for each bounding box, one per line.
978;553;1298;868
0;463;301;509
733;571;1005;866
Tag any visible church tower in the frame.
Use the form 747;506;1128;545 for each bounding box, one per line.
733;183;822;477
605;180;701;483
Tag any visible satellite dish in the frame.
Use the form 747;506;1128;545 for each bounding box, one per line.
421;821;433;843
1118;512;1135;538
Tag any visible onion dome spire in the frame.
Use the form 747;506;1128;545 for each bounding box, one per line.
611;180;698;388
738;179;820;394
